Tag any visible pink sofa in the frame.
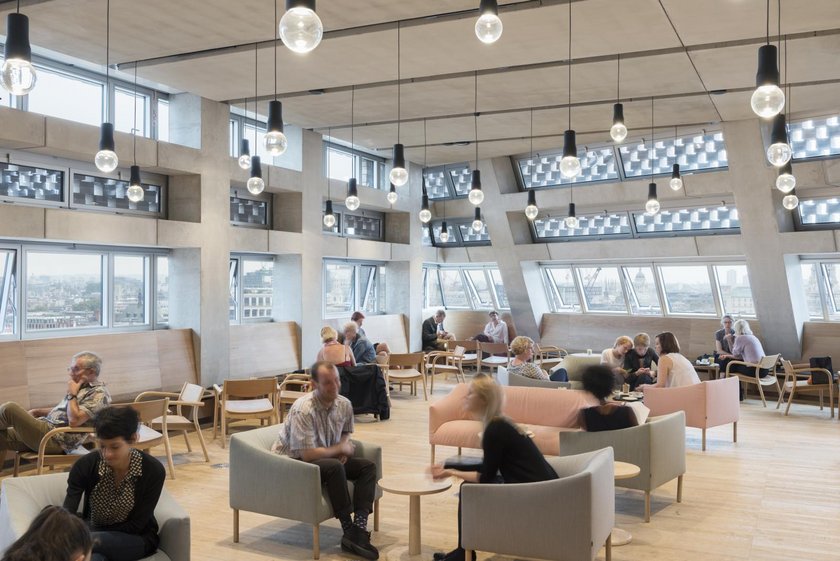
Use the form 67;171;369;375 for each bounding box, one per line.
643;376;740;451
428;383;598;461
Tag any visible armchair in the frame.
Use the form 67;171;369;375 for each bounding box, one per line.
13;426;94;477
461;448;615;561
724;353;782;407
558;411;686;522
504;366;571;389
426;346;468;393
0;472;190;561
777;359;836;417
229;424;382;560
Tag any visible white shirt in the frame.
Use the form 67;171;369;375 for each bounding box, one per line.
483;320;509;344
600;348;624;369
662;353;701;387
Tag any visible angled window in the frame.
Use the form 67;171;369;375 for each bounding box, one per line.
423;164;471;199
424;268;443;308
518;147;619;189
619;131;727;179
0;249;17;336
323;260;381;317
799;263;824;319
533;213;631;241
358;265;379;314
322;205;384;241
25;251;105;331
230;189;271;229
428;219;491;247
796;197;840;228
439;269;470;309
71;172;164;216
543;267;581;312
229;258;239;322
489;269;509;309
623;266;661;315
634;204;739;235
576;266;627;313
423;265;508;311
658;265;716;315
820;263;840;321
714;264;755;317
788;114;840;161
0;161;64;204
465;269;494;309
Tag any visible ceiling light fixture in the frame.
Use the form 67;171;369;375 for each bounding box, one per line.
248;43;265;195
468;72;484;206
1;1;37;96
345;85;361;210
387;183;398;204
265;1;288;156
767;113;791;167
645;97;660;215
564;201;578;229
750;0;785;118
776;162;795;193
560;1;581;179
419;119;432;223
279;0;323;54
475;0;503;44
610;54;627;143
439;197;449;243
324;126;336;228
669;126;683;191
776;32;797;204
472;207;484;232
127;64;144;203
524;109;539;220
782;190;799;210
94;0;118;173
389;23;409;187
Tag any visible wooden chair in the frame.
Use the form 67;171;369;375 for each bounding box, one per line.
724;353;782;407
387;353;427;400
135;382;211;464
447;340;480;371
13;426;95;477
478;342;511;377
777;359;836;417
115;398;176;478
427;346;468;394
278;373;312;422
213;378;278;448
536;344;567;371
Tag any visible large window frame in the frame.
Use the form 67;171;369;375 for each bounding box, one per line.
229;255;275;325
422;265;509;311
798;259;840;321
324;142;387;191
323;260;383;318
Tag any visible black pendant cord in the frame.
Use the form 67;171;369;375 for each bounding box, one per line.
274;0;278;101
529;108;534;163
651;96;655;184
784;34;790;114
616;53;620;102
474;71;479;167
777;0;781;70
350;85;355;152
766;0;770;44
396;21;401;144
567;0;572;129
253;42;258;147
16;0;20;13
105;0;110;122
132;63;138;161
327;126;331;199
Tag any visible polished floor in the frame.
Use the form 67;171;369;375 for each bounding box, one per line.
11;381;840;561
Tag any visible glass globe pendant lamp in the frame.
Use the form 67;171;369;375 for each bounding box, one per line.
95;122;119;173
264;100;288;156
472;207;484;232
560;130;582;178
766;113;792;167
645;182;661;215
782;191;799;210
776;162;795;193
669;164;683;191
439;221;450;243
387;183;398;204
238;139;252;170
1;12;37;96
323;199;336;228
389;143;408;187
751;44;785;118
564;202;579;229
247;155;265;195
419;194;432;223
524;190;538;220
468;170;484;205
279;0;323;54
475;0;503;44
126;165;144;202
610;103;628;143
345;178;360;211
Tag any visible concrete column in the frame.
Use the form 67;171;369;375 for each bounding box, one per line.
167;93;203;150
300;129;327;362
723;119;807;358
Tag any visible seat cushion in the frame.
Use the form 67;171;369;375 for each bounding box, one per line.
526;425;580;456
430;420;483;450
137;424;164;443
225;398;274;414
482;357;509;365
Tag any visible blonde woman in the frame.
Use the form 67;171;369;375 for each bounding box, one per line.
601;335;634;389
430;375;557;561
315;326;355;367
507;336;568;382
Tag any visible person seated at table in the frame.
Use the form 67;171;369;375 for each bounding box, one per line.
722;319;771;399
507;336;567;382
422;309;456;351
714;314;735;356
476;310;509;345
64;406;166;561
344;322;377;364
351;311;391;356
622;332;657;390
1;505;93;561
580;365;639;432
430;374;558;561
638;332;700;390
316;326;356;367
601;335;634;389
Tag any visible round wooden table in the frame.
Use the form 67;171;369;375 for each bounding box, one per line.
378;474;452;555
612;461;641;546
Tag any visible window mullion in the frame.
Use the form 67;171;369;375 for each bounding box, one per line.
709;265;724;317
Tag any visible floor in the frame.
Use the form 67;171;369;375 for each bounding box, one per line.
9;380;840;561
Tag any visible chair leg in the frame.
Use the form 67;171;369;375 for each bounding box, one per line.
182;430;193;452
233;508;239;543
430;445;435;464
819;390;824;410
677;475;683;503
644;491;651;523
221;414;227;449
12;452;20;477
312;524;320;560
373;499;380;532
163;432;176;480
212;397;219;440
785;385;796;416
465;551;474;561
733;422;737;443
420;371;429;401
605;535;612;561
776;384;785;409
702;428;706;452
194;421;210;462
757;380;767;407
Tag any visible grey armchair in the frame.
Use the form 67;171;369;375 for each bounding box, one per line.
558;411;686;522
461;448;615;561
229;424;382;560
0;472;190;561
504;367;571;389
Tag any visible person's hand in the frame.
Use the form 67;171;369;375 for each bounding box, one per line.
338;454;349;465
27;408;41;417
67;378;83;397
429;465;451;480
638;367;650;375
339;440;355;457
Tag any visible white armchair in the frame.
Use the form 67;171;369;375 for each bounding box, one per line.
460;448;615;561
229;424;382;560
0;472;190;561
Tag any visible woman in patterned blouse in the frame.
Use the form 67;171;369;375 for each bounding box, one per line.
64;406;165;561
506;336;568;382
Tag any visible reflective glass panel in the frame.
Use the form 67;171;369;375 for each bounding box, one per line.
157;99;170;142
439;269;469;308
0;250;16;335
821;263;840;320
620;131;727;178
114;88;148;136
242;260;273;320
156;256;169;325
359;265;378;313
490;268;509;309
623;266;661;315
519;147;619;188
659;265;716;315
113;255;148;326
577;266;627;313
26;252;104;330
324;263;355;315
714;264;755;317
788;114;840;161
27;67;102;126
797;197;840;226
466;269;493;308
425;268;443;308
545;267;581;312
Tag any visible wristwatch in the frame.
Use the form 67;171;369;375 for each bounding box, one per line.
66;394;78;401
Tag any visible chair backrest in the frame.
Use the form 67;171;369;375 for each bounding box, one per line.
453;346;466;358
117;398;168;425
375;354;389;366
508;370;570;389
224;378;277;399
807;356;834;384
479;342;510;356
449;339;478;352
388;352;424;371
179;382;205;404
758;354;781;371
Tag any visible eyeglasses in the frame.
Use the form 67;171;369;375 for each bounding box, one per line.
66;365;83;373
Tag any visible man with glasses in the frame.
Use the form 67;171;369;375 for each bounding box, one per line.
715;315;735;356
0;351;111;460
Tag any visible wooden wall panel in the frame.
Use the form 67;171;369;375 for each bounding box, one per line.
156;329;198;390
425;310;517;342
229;322;300;378
0;342;30;408
801;322;840;362
324;314;409;354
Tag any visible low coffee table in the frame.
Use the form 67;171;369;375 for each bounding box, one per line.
612;461;641;546
378;474;452;555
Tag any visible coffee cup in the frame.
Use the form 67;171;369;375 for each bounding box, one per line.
586;349;592;356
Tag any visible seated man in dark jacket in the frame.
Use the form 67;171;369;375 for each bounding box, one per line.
344;322;376;364
422;309;455;351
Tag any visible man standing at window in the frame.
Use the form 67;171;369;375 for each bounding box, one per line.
273;361;379;560
422;309;456;351
0;351;111;459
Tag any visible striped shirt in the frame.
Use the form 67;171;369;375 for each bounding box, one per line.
273;392;354;459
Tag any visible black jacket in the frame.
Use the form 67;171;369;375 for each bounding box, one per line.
337;364;390;420
422;316;441;348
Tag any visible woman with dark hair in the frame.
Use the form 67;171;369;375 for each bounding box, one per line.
580;365;639;431
63;406;166;561
638;332;700;390
1;505;92;561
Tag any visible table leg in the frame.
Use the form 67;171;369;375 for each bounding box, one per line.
611;527;632;546
409;494;421;555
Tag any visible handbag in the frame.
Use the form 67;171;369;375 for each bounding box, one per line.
808;356;835;385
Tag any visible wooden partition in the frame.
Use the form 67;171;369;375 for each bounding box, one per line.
800;322;840;362
540;314;763;361
324;314;409;354
229;321;301;378
423;310;517;342
0;329;197;409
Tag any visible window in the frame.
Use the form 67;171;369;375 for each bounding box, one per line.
324;143;386;190
423;164;471;199
229;259;239;321
543;267;581;312
714;265;754;317
533;213;631;241
327;146;354;182
425;219;491;247
242;260;273;320
623;266;661;315
422;265;509;310
156;256;169;325
0;161;64;204
114;88;149;137
26;251;104;331
72;172;163;216
577;266;627;313
620;131;727;178
0;249;16;336
659;265;716;315
820;263;840;320
634;205;739;235
439;269;470;309
112;255;148;326
800;263;824;319
465;269;494;308
157;99;170;143
424;268;443;308
230;189;271;229
787;114;840;161
796;197;840;228
490;269;509;309
323;261;382;317
518;147;619;189
26;67;102;127
243;123;272;161
321;204;384;241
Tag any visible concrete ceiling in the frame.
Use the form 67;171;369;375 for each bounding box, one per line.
3;0;840;165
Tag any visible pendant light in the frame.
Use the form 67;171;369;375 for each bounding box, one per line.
776;36;797;199
564;201;578;229
751;0;785;118
440;198;450;243
1;1;37;96
247;43;265;195
468;72;484;205
126;64;144;203
389;23;409;187
645;98;660;215
782;190;799;210
609;54;627;143
419;119;432;223
669;127;683;191
265;1;288;156
387;183;398;204
95;0;118;173
323;127;337;228
767;113;791;166
776;162;795;193
475;0;503;44
472;207;484;232
524;109;539;220
560;1;581;179
279;0;323;54
344;85;361;210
